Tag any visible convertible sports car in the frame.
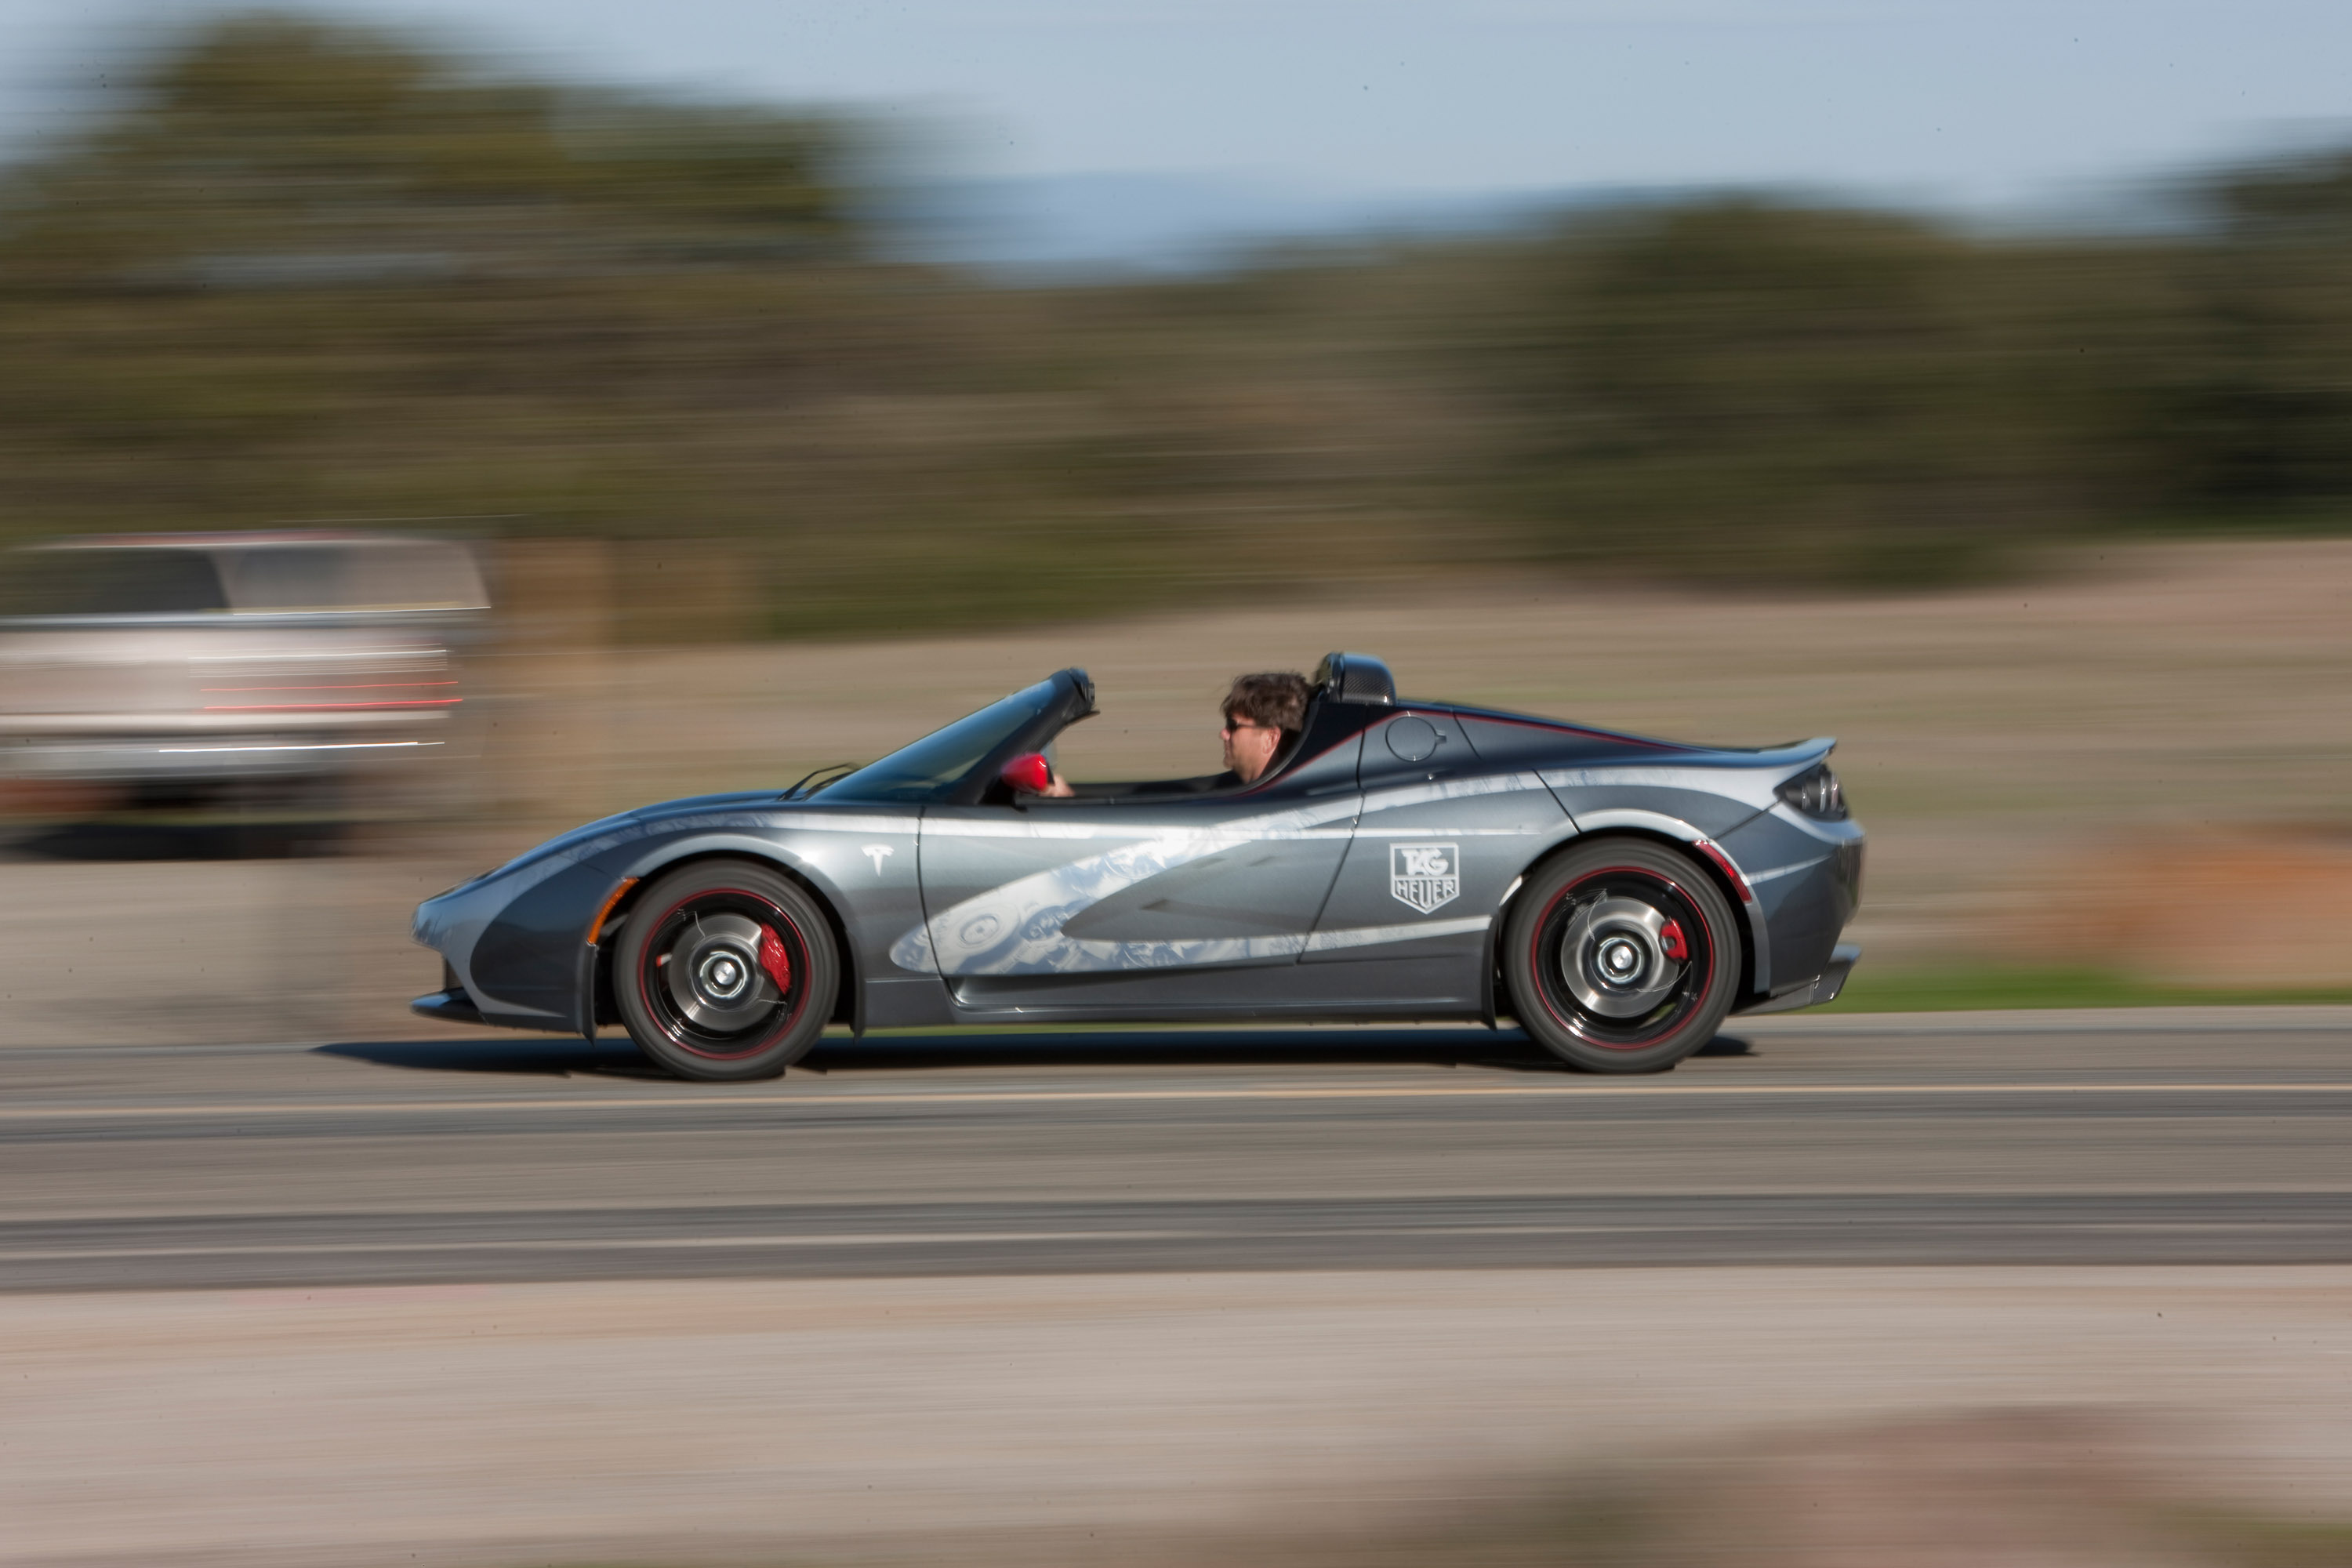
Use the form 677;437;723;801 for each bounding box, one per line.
412;653;1862;1079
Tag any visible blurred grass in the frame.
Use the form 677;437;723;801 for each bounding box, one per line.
514;1493;2352;1568
2172;1514;2352;1568
1822;964;2352;1013
5;16;2352;637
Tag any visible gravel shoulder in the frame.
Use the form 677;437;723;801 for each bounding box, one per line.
8;1267;2352;1567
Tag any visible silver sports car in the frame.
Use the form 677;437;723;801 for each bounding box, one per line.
412;653;1862;1079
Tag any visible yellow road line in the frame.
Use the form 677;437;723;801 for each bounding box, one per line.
5;1080;2352;1119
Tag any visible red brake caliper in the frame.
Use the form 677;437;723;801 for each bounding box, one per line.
1658;919;1689;962
757;925;793;993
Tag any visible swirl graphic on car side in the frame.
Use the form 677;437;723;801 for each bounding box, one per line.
890;774;1546;976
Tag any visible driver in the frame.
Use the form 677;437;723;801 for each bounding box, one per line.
1040;670;1309;797
1214;670;1311;786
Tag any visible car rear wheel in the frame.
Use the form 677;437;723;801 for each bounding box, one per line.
612;860;837;1081
1504;838;1740;1073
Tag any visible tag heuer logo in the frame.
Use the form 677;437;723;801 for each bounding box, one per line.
1389;842;1460;914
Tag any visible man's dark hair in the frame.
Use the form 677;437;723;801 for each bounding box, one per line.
1223;671;1311;736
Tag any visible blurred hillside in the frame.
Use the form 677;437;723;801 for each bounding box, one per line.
3;15;2350;637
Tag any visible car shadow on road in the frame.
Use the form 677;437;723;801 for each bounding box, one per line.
800;1029;1570;1074
314;1036;667;1079
317;1026;1759;1080
310;1030;1573;1079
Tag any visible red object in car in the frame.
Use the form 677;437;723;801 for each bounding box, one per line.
1000;752;1054;794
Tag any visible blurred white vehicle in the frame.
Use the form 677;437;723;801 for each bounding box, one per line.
0;532;488;806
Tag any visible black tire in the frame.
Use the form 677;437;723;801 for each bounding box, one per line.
612;859;838;1082
1503;838;1741;1073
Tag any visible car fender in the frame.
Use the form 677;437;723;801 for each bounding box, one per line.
1547;808;1772;999
582;826;906;1040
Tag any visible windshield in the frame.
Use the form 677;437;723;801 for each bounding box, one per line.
812;678;1060;803
0;549;227;616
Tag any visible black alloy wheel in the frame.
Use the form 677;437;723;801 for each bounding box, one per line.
1503;838;1740;1073
612;859;838;1081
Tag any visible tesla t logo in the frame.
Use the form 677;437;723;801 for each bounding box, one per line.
862;844;895;873
1389;843;1460;914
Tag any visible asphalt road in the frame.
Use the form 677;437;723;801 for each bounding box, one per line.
4;1010;2348;1290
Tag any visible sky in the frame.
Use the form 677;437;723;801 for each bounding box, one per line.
2;0;2349;212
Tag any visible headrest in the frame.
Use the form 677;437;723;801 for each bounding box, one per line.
1311;652;1396;706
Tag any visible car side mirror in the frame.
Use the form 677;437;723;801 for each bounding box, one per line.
1000;753;1053;796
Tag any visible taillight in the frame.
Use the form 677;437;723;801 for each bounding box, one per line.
1777;763;1849;822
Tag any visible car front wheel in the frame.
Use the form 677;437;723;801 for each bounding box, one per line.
1503;838;1740;1073
612;859;837;1081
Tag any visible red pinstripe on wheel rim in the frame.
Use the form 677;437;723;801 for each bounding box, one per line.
634;887;811;1060
1526;866;1716;1051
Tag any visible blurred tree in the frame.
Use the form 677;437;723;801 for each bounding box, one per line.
1498;201;2085;586
0;12;858;286
0;12;2347;638
0;14;1406;637
2158;152;2352;515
